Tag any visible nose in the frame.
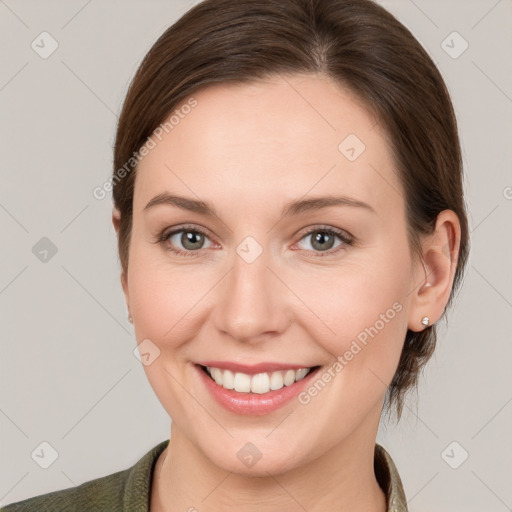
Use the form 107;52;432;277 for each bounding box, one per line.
212;245;289;344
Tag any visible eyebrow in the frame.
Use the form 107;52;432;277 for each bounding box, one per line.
143;192;375;217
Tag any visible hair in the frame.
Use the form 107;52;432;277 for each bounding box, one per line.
112;0;469;418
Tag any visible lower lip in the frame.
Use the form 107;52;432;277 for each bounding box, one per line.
196;365;320;416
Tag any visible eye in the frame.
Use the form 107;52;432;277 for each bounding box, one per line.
156;224;354;258
295;226;353;256
158;225;215;257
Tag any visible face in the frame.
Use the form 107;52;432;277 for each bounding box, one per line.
122;74;419;475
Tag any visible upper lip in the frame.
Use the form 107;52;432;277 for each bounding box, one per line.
196;361;316;374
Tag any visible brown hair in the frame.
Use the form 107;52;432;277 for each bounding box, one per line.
112;0;469;417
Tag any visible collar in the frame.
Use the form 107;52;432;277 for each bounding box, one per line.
375;443;409;512
126;440;408;511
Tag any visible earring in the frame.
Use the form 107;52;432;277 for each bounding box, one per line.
128;314;133;323
421;316;430;327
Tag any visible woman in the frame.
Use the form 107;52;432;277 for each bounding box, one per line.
1;0;468;510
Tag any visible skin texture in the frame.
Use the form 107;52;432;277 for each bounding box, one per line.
112;73;461;512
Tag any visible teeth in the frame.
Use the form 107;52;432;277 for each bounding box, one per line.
251;373;270;394
205;366;313;394
233;372;251;392
295;368;309;381
223;369;235;390
283;369;296;386
269;371;284;390
210;367;223;385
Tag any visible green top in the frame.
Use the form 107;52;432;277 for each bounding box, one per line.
1;441;408;511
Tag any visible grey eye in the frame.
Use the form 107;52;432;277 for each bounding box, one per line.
297;230;344;252
168;230;211;251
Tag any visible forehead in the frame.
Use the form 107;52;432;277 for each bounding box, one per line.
134;74;403;216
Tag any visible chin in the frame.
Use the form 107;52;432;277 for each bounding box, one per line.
208;445;303;477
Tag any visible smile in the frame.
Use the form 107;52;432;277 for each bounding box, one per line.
203;365;314;394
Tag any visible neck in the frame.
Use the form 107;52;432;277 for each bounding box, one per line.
151;415;387;512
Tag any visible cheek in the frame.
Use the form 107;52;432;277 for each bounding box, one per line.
126;232;213;342
130;267;207;347
126;246;210;420
289;257;411;435
294;247;412;382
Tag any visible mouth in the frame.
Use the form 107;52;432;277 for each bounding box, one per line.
198;364;320;394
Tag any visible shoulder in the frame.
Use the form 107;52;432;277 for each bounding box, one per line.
0;469;128;512
375;443;408;512
0;440;169;512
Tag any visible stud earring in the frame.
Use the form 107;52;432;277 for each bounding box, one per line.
421;316;430;327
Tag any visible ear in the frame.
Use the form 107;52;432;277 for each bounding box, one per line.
408;210;461;332
112;207;122;235
112;208;130;307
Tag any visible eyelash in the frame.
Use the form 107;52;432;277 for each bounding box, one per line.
155;224;354;258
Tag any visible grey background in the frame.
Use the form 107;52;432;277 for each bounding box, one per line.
1;0;511;510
